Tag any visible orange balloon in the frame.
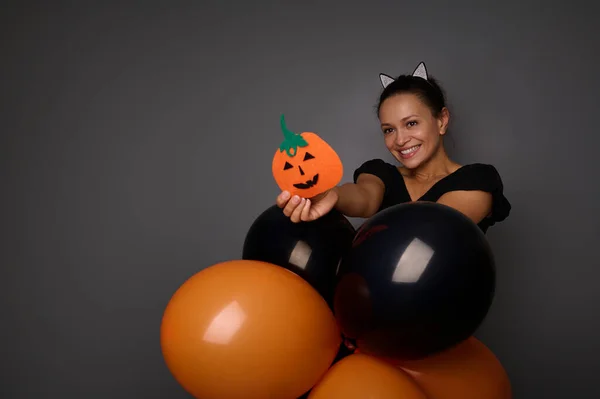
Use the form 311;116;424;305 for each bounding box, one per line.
308;354;428;399
388;337;512;399
160;260;341;399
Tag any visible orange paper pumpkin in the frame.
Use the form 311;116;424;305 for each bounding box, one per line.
272;115;343;198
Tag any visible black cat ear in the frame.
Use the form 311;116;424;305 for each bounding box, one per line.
379;73;395;88
412;62;428;80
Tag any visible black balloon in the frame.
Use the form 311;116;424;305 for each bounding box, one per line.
242;205;356;307
334;202;496;360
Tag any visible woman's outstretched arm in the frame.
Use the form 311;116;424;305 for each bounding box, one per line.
333;174;385;218
276;173;385;222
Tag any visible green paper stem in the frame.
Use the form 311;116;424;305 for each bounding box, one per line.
279;114;308;157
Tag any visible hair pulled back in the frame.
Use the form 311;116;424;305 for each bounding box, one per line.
377;74;447;118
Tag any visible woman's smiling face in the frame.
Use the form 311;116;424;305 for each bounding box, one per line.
379;93;449;169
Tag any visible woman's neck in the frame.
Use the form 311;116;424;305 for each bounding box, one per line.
402;145;459;181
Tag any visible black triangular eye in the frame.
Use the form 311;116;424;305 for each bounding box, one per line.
303;152;315;161
283;161;293;170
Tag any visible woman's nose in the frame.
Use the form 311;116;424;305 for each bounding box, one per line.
395;134;410;147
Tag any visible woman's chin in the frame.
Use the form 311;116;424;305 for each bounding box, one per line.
395;156;422;170
393;147;431;170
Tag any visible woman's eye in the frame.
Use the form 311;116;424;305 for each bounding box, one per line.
383;128;394;134
407;121;417;127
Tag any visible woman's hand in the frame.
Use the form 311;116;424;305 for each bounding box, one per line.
276;189;339;223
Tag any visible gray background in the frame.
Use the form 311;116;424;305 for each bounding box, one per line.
2;1;598;398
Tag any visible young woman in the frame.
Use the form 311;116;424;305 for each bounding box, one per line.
276;62;511;233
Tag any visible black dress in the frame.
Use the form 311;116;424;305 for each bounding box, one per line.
353;159;512;233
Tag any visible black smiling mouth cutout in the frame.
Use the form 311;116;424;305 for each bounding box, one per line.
293;174;319;189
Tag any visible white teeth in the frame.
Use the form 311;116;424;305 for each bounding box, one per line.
401;145;420;155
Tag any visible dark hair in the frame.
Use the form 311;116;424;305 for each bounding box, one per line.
377;75;447;118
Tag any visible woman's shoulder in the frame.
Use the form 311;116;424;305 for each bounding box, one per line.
355;158;397;170
452;163;506;190
448;162;511;224
352;158;398;183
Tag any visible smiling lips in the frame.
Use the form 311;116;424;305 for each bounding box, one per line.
399;144;421;159
293;174;319;189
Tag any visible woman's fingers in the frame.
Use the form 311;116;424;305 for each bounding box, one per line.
300;199;312;221
283;194;301;217
278;191;330;223
276;191;291;208
290;198;306;223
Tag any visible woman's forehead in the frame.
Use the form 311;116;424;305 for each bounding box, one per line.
380;94;429;118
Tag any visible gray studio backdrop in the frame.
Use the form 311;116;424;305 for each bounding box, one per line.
2;2;599;398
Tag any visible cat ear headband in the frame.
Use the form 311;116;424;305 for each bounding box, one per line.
379;61;428;88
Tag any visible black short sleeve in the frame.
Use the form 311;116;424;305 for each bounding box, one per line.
444;163;512;225
352;158;411;211
352;158;390;184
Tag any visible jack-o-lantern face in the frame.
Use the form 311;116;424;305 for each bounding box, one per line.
272;115;343;198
